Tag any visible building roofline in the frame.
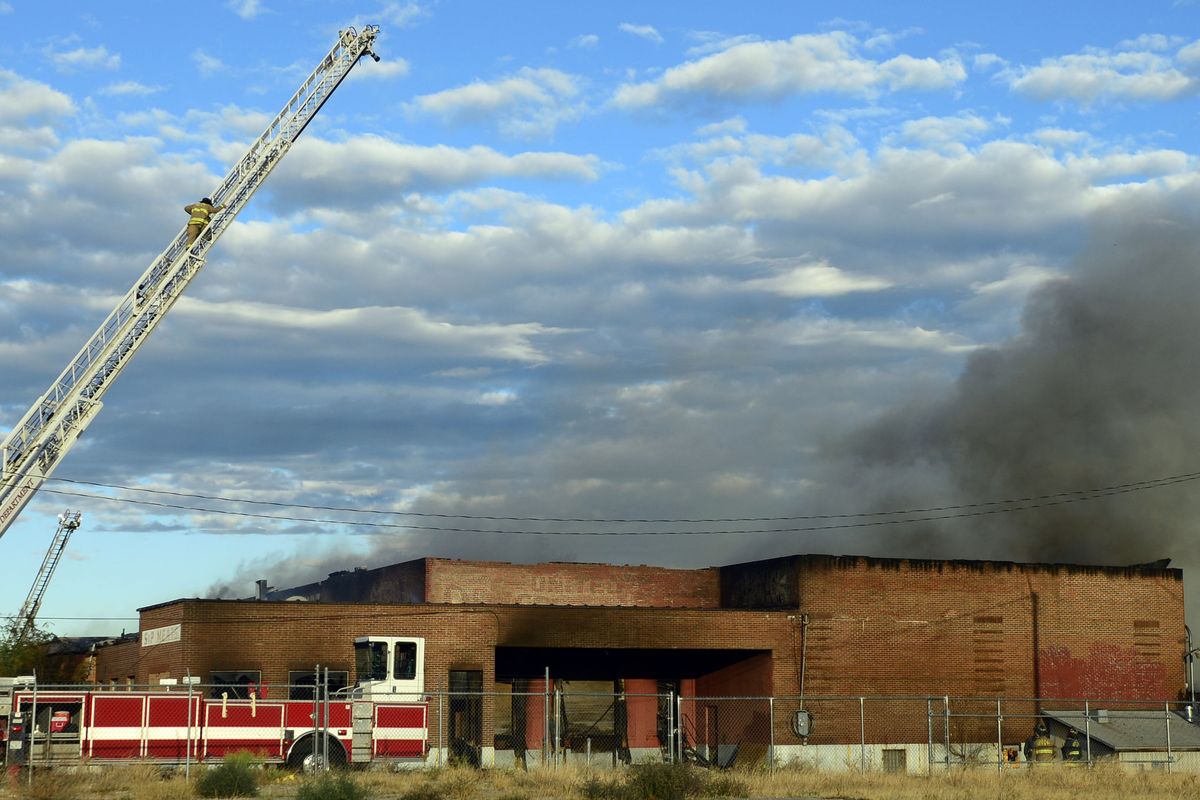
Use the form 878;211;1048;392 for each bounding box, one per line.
721;553;1181;579
137;551;1181;613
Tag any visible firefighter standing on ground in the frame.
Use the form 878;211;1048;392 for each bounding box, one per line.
1062;727;1083;764
184;197;224;245
1024;721;1055;764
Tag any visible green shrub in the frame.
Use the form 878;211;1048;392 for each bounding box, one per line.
626;762;708;800
296;772;368;800
194;751;260;798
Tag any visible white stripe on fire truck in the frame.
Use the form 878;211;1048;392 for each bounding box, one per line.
87;727;201;740
371;727;426;740
204;728;284;740
87;728;148;741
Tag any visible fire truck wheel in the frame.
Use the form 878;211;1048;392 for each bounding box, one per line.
287;735;346;772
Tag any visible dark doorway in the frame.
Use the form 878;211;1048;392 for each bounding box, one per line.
449;669;483;767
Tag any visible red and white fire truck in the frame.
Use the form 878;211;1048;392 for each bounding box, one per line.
1;636;428;770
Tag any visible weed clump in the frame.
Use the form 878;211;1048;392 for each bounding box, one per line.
398;781;447;800
578;763;743;800
12;770;85;800
296;771;369;800
194;751;260;797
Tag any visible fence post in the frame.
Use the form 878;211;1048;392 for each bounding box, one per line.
185;670;193;781
926;697;933;775
996;698;1002;773
323;667;330;772
1166;701;1173;774
28;672;37;786
943;696;950;770
676;691;684;764
769;696;775;773
1084;699;1091;767
438;690;445;768
666;689;674;764
554;684;562;769
312;663;320;769
859;697;866;774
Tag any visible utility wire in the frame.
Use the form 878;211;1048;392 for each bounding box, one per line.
39;470;1200;536
45;469;1200;524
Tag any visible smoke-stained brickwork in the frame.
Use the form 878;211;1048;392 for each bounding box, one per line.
425;559;720;607
775;555;1184;702
93;552;1186;749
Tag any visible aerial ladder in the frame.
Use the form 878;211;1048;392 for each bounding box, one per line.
0;26;381;541
11;510;82;640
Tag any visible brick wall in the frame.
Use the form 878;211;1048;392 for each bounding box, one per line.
425;559;720;608
779;555;1185;744
782;555;1185;700
89;553;1187;750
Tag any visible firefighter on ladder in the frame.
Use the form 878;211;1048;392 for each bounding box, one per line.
184;197;225;245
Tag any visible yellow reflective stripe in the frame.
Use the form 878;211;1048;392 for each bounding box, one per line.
189;217;208;225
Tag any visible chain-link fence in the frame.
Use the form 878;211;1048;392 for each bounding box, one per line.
5;677;1200;775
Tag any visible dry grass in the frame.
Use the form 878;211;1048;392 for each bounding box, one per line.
0;763;191;800
3;761;1200;800
737;762;1200;800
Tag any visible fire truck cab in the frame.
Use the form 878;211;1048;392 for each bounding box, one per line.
351;636;425;699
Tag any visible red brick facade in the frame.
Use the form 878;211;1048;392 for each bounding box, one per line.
424;559;720;608
92;553;1186;748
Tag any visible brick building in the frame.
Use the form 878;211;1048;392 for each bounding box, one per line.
92;554;1187;767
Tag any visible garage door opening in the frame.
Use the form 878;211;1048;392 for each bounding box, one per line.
490;647;771;768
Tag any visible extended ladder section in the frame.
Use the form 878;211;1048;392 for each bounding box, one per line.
0;26;380;540
14;510;81;639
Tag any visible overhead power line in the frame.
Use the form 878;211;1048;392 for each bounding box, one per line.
38;469;1200;536
44;469;1200;524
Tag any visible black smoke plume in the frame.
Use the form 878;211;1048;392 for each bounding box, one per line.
831;207;1200;567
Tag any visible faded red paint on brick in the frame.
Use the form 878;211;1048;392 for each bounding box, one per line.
425;559;720;608
92;553;1187;748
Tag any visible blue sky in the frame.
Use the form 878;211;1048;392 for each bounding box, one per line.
2;1;1200;638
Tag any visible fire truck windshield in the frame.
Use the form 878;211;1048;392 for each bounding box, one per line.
354;640;389;682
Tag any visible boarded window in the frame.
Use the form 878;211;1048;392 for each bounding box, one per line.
288;670;349;700
883;748;906;773
210;670;262;700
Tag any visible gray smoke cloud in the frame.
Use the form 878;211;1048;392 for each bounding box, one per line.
824;204;1200;570
208;204;1200;606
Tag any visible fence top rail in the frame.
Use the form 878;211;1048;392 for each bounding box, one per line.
15;684;1194;707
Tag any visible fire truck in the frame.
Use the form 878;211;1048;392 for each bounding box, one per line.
2;636;427;770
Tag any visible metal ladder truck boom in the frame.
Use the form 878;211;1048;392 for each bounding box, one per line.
12;510;81;640
0;26;381;540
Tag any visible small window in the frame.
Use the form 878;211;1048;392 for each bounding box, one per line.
883;748;906;773
210;670;262;700
394;641;417;681
288;670;349;700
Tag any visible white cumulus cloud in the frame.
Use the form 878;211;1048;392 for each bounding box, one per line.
1008;39;1200;103
619;23;664;44
52;45;120;72
408;67;583;137
612;32;965;109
